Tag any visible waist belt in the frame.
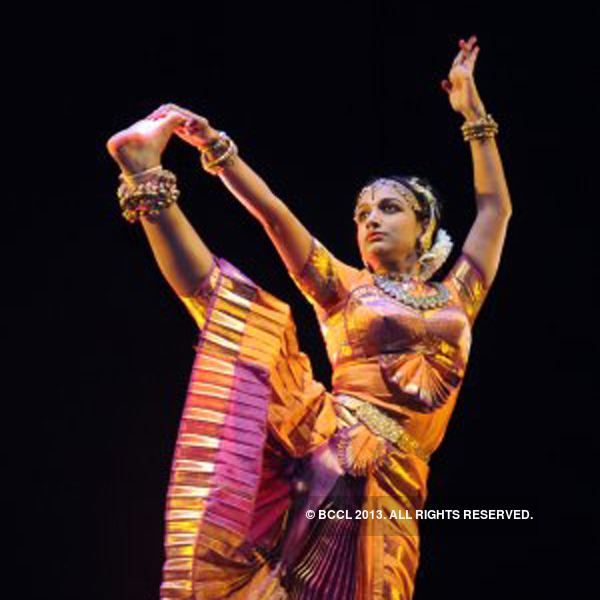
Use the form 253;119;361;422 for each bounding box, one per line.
333;395;430;464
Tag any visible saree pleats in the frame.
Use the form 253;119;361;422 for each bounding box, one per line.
285;474;365;599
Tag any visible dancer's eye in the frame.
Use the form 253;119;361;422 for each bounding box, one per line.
381;200;401;212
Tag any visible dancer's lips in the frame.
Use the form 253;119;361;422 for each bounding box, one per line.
367;232;386;242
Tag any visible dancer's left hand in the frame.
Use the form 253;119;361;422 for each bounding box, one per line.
441;35;487;121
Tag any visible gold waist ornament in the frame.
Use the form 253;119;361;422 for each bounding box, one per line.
334;395;430;467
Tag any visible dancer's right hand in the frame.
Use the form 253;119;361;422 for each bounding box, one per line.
148;103;221;150
106;109;188;176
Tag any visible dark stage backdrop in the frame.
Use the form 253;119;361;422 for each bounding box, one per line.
13;4;597;600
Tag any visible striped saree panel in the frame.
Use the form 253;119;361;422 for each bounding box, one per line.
160;258;335;599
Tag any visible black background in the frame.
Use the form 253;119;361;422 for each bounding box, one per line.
12;3;598;599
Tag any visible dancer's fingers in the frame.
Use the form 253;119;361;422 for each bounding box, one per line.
146;109;161;121
148;103;173;120
160;103;187;117
148;103;188;121
465;46;480;70
460;35;477;53
454;35;477;68
146;107;193;132
161;103;203;123
161;112;188;132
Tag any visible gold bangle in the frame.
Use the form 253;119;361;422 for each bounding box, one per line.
461;113;498;129
200;131;239;175
463;130;498;142
461;114;499;142
461;113;499;142
202;134;229;157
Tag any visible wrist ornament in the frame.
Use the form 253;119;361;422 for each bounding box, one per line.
117;167;180;223
200;131;239;175
461;113;499;142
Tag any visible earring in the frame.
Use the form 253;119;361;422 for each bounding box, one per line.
415;237;424;256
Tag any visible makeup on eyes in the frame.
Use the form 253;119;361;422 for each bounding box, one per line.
354;197;407;222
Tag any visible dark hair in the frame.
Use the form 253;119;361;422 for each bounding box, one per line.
355;174;443;227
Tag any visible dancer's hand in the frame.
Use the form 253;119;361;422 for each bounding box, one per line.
148;103;221;150
106;109;188;175
441;35;487;121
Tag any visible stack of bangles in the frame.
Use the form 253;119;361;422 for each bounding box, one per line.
117;167;180;224
461;113;499;142
199;130;239;175
116;131;239;224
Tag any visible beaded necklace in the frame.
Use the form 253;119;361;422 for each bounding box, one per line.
373;272;450;310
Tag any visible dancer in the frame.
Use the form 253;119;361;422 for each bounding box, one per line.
107;35;511;599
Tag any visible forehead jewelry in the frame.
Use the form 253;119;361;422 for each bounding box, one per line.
356;178;422;215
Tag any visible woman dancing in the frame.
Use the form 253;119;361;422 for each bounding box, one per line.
107;35;512;599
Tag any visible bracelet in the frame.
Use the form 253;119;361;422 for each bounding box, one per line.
200;131;239;175
117;168;180;223
119;165;163;187
200;131;238;174
202;132;229;155
461;113;499;142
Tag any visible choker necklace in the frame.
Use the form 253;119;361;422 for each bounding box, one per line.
373;273;450;310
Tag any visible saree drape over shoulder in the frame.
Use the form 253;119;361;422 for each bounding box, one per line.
159;237;488;600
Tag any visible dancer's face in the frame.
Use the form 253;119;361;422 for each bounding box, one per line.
354;182;423;272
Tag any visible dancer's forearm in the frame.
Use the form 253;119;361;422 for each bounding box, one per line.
196;123;288;230
138;202;214;297
215;153;313;275
465;107;512;216
460;107;512;287
147;107;313;274
217;152;285;229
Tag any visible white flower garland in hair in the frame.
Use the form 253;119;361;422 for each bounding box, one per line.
403;178;453;281
418;228;453;282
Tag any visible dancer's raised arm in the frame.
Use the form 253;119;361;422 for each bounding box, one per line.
441;36;513;288
149;104;314;278
106;113;215;298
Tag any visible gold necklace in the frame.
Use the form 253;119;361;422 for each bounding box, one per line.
373;273;450;310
